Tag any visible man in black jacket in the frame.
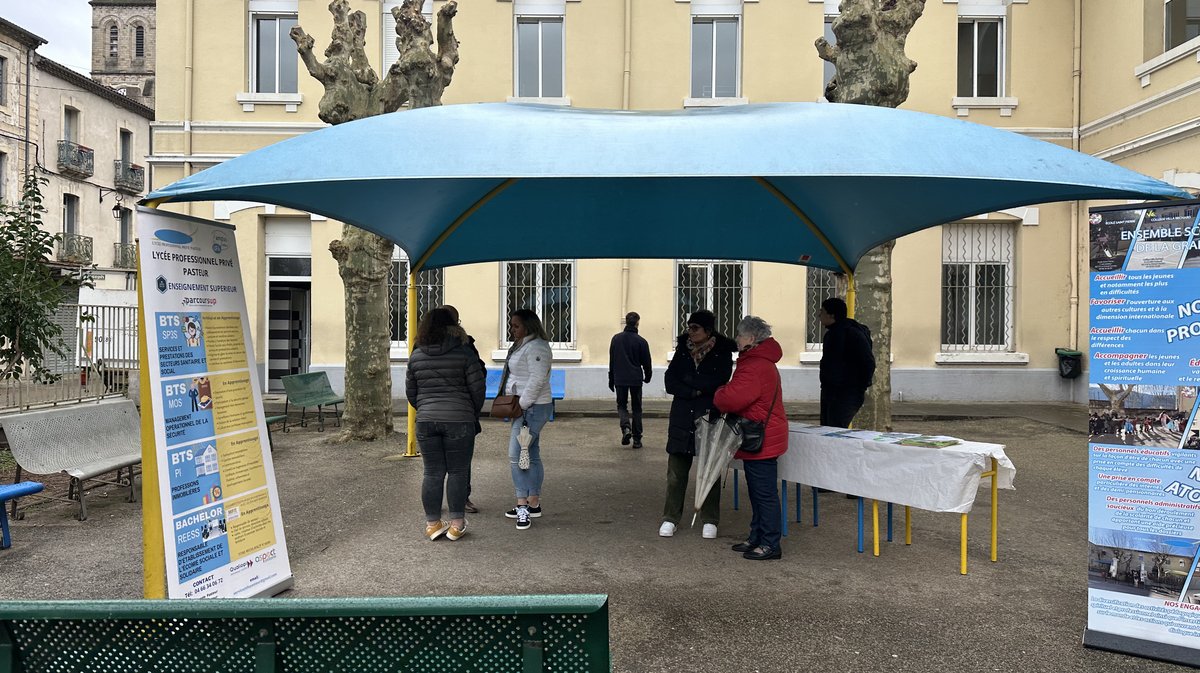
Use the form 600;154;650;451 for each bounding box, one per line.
608;312;653;448
819;297;875;428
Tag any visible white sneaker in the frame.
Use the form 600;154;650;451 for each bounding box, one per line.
702;524;718;539
658;521;676;537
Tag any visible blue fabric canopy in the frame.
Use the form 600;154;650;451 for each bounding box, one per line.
146;102;1190;272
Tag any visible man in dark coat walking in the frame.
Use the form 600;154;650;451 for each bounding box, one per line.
819;297;875;428
608;312;653;448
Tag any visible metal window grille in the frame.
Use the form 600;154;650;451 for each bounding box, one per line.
956;18;1003;97
941;223;1014;352
516;17;564;98
387;249;444;345
690;17;739;98
675;260;747;339
502;260;574;347
805;267;846;348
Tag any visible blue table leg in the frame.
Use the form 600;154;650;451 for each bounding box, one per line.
887;503;894;542
0;503;10;549
795;483;802;523
732;469;739;510
781;480;788;538
856;497;864;553
812;486;819;527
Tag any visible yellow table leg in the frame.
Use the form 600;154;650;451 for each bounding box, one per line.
960;513;968;575
990;457;999;562
872;500;880;556
904;506;911;545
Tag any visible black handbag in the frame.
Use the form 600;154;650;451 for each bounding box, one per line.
731;373;780;454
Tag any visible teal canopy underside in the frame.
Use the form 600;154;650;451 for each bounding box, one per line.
146;102;1190;272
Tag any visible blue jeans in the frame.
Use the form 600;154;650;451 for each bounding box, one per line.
509;403;552;498
417;421;475;521
743;458;781;551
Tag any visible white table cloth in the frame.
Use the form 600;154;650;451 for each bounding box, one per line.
737;422;1015;514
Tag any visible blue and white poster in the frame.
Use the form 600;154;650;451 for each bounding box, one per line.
138;207;293;600
1086;199;1200;666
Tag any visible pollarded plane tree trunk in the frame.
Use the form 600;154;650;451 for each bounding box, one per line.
815;0;925;432
1098;383;1134;414
290;0;459;441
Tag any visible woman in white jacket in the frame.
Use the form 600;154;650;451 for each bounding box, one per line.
502;309;554;530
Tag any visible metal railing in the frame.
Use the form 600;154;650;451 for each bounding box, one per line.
113;242;137;269
0;304;139;413
113;160;145;193
57;140;94;178
58;232;93;265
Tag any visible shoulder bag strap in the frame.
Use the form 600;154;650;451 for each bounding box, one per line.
764;370;780;421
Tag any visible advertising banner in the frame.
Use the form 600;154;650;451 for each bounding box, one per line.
1085;199;1200;666
137;207;293;599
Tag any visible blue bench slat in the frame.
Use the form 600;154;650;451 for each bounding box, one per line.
485;369;565;400
0;482;44;500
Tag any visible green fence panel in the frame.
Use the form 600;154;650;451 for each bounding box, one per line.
0;595;610;673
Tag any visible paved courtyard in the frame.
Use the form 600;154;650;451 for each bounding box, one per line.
0;406;1192;672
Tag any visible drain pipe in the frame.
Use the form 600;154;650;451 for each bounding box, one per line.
23;44;33;174
183;0;195;216
619;0;632;320
1069;0;1082;351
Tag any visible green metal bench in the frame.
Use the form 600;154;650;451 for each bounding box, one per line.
280;372;344;432
0;595;610;672
264;415;287;451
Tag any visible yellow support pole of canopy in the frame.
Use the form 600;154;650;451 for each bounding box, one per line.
404;280;420;457
753;177;857;317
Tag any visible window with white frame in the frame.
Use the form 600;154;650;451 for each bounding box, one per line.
690;17;740;98
675;260;747;339
108;25;119;58
941;223;1014;352
251;12;299;94
502;260;574;347
515;17;564;98
388;247;445;349
957;18;1003;97
1166;0;1200;50
805;267;844;349
382;1;433;72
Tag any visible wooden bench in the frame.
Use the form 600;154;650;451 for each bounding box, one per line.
0;399;141;521
281;372;344;432
485;369;566;420
0;595;611;672
0;482;43;549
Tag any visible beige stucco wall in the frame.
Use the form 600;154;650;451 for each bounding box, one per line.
148;0;1200;401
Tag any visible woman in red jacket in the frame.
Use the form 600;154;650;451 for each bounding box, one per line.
714;316;788;561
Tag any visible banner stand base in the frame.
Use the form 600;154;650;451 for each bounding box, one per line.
1084;629;1200;667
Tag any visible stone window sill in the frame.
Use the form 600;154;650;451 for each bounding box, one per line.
683;97;748;108
490;349;582;363
951;97;1018;118
934;351;1029;365
236;92;303;113
507;96;571;106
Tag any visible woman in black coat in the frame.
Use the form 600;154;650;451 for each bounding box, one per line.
659;310;737;539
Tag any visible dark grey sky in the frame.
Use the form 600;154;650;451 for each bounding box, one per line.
2;0;95;75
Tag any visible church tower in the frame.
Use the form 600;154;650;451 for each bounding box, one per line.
89;0;155;109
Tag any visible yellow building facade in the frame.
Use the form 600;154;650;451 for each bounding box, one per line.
148;0;1200;402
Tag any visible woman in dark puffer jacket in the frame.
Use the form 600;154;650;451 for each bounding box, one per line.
405;308;486;542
